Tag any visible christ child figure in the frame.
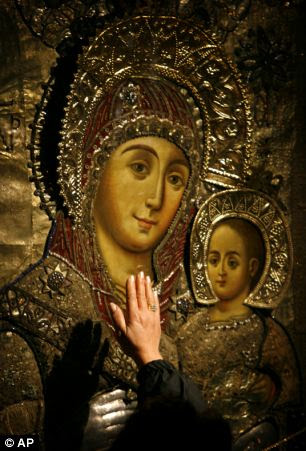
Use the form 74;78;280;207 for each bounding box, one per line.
177;191;300;447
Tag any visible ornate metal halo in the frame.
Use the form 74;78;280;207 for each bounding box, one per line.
30;16;252;222
190;189;293;309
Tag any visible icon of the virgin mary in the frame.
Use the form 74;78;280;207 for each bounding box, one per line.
0;15;252;447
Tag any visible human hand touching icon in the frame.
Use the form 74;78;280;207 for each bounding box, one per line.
110;272;162;367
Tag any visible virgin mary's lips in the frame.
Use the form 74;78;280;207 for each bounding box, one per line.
134;216;157;230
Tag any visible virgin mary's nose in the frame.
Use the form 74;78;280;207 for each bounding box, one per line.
145;176;164;211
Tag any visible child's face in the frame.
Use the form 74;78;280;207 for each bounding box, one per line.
207;223;256;303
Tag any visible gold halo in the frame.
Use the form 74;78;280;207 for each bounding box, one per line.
190;189;293;309
31;16;252;222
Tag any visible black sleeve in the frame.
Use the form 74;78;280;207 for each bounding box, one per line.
137;359;208;414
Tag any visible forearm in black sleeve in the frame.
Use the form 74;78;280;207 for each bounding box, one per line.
137;359;208;413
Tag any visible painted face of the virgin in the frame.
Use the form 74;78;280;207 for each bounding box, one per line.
93;136;190;253
207;223;258;303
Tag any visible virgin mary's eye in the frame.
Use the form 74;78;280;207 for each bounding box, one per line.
167;173;185;188
130;161;150;177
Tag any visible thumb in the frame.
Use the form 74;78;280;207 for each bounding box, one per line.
110;303;127;334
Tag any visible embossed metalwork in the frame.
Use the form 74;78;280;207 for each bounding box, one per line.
0;285;73;350
0;1;304;443
177;310;300;440
0;112;23;153
104;339;139;387
15;0;109;48
31;16;253;223
235;27;292;93
83;389;137;450
39;263;72;297
186;0;252;43
169;291;194;321
190;189;293;309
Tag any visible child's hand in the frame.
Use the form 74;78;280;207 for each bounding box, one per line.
110;272;162;367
